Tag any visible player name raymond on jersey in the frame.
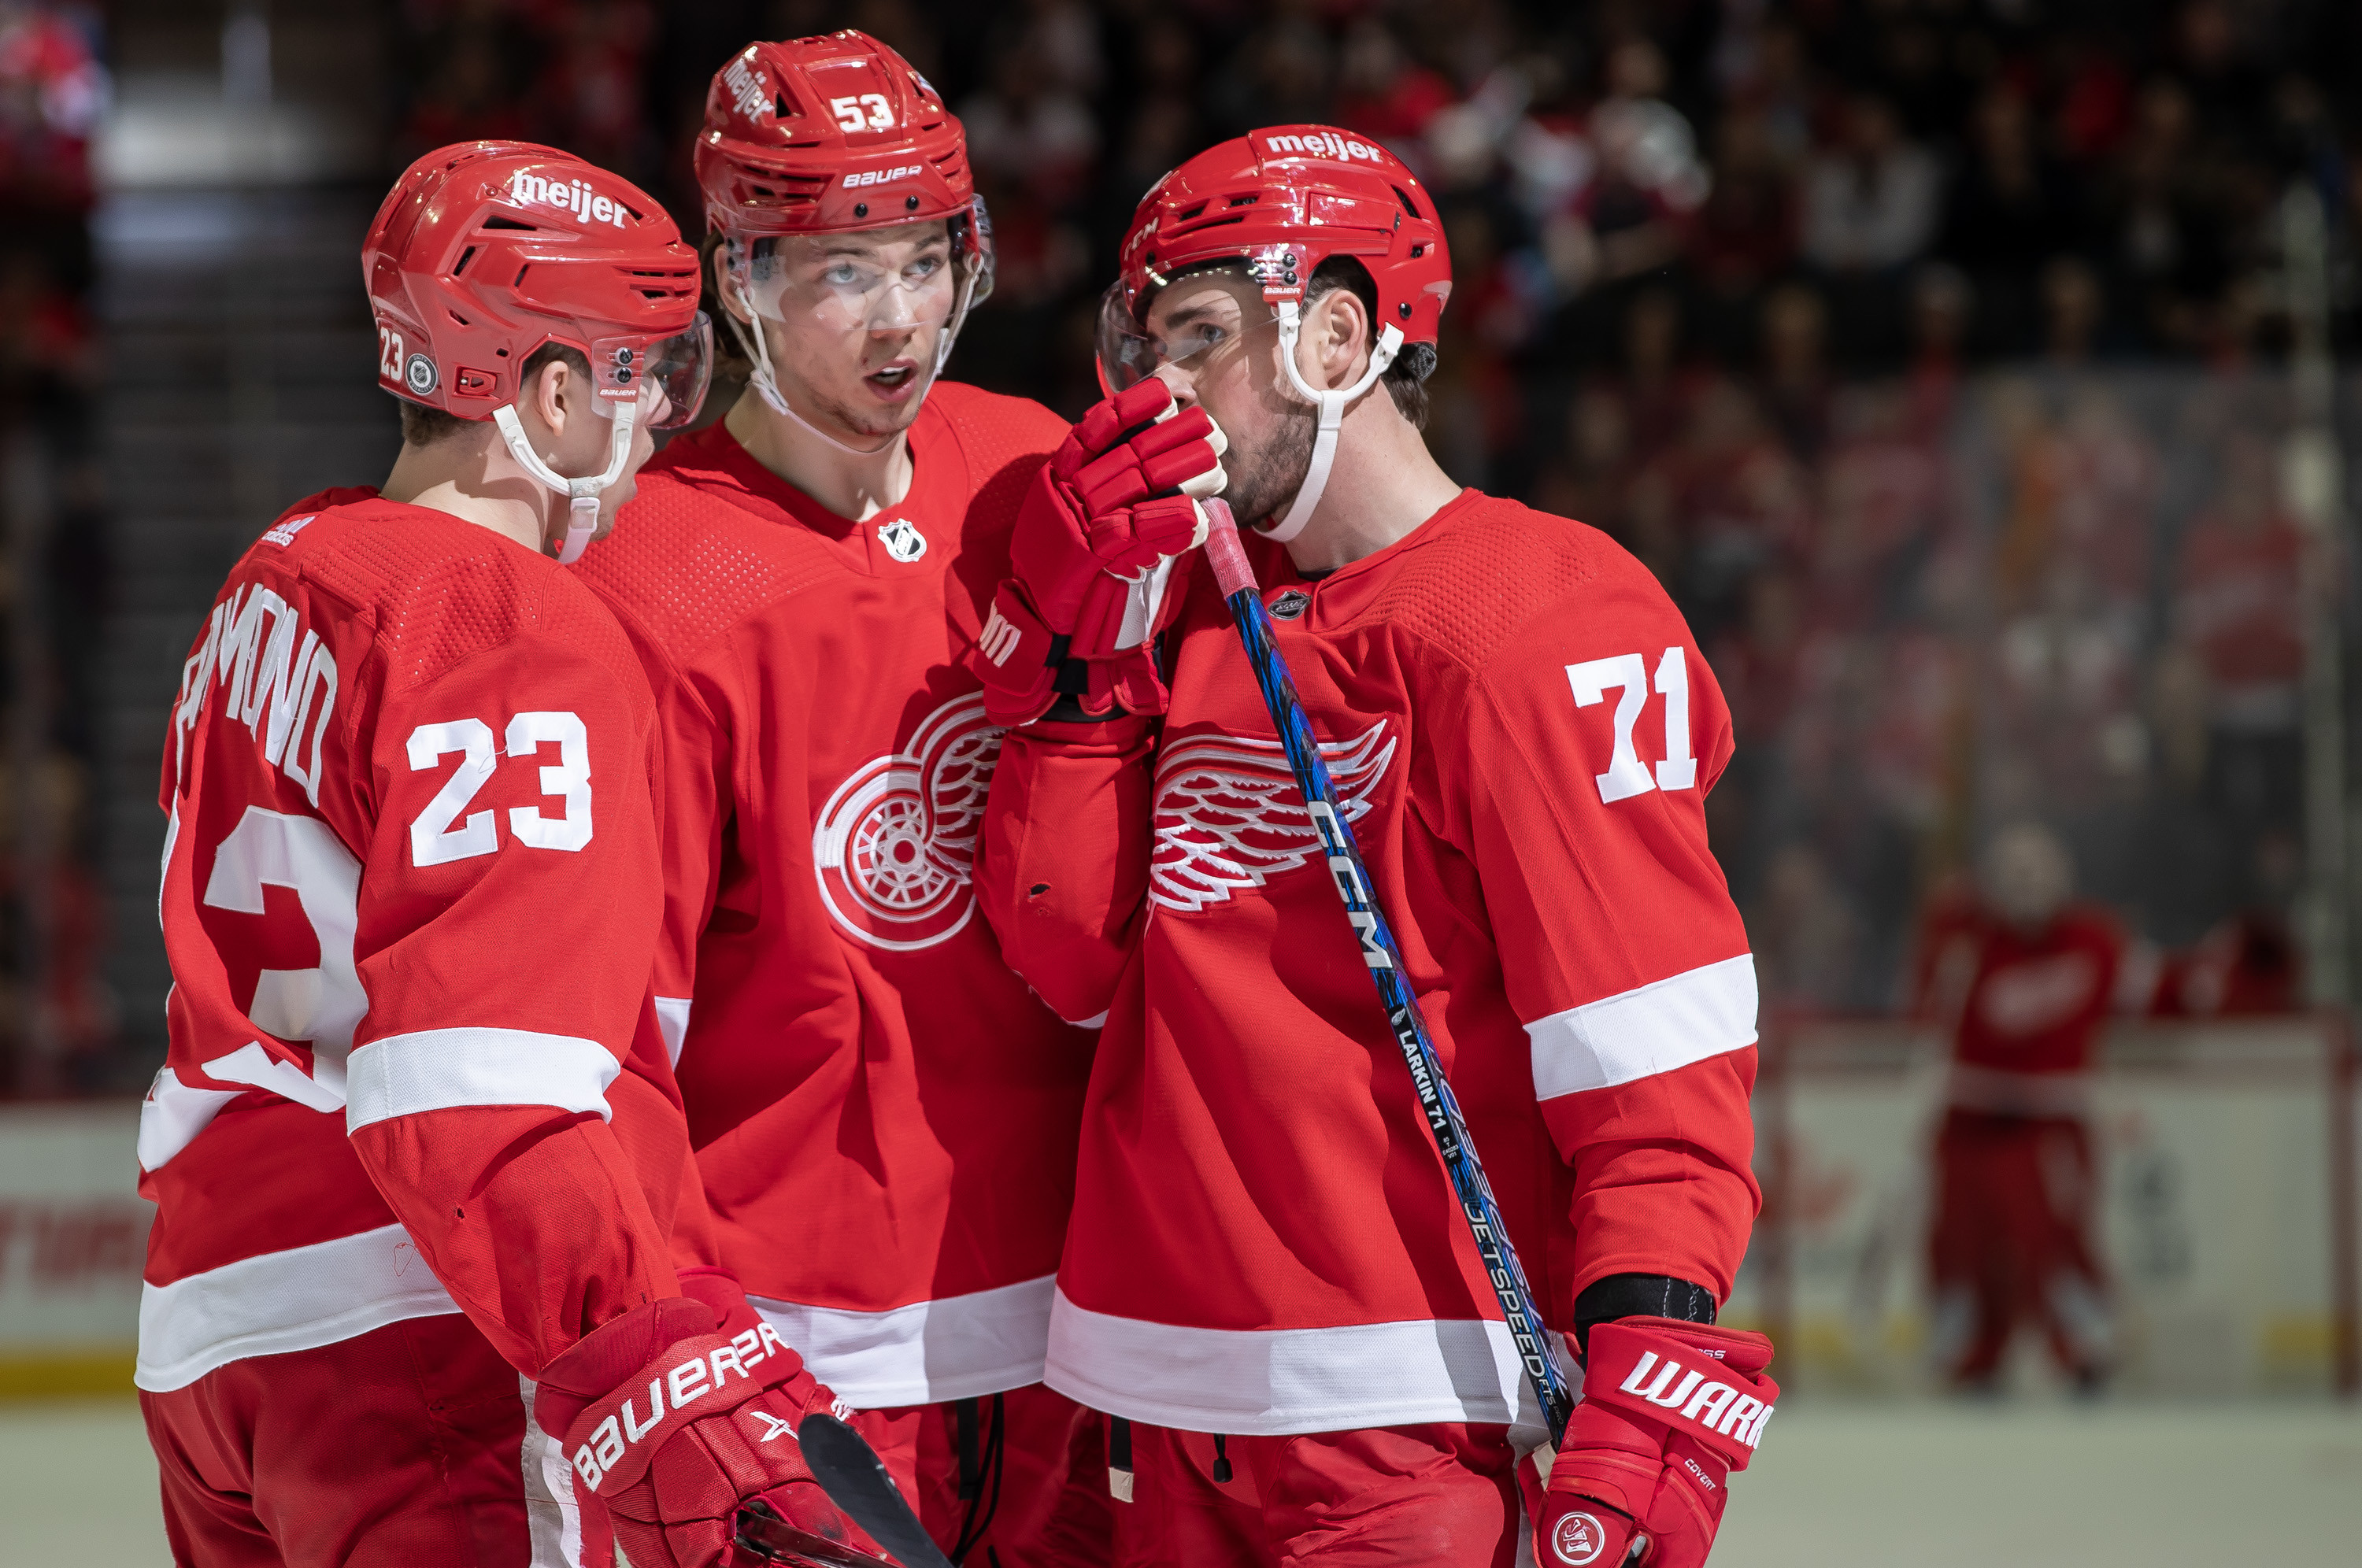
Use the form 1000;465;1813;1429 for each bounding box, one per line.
171;578;340;807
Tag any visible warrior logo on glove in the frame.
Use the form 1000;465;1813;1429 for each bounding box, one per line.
1552;1511;1610;1566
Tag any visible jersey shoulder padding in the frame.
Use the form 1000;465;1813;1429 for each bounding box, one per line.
573;459;844;668
1350;496;1632;674
281;498;642;698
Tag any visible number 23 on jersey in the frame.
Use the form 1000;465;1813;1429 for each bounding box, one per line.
1567;647;1700;806
408;711;593;867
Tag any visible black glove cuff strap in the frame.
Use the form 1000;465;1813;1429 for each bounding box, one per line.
1572;1273;1717;1356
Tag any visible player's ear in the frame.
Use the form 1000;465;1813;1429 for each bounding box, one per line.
712;246;757;327
524;356;574;444
1312;286;1372;390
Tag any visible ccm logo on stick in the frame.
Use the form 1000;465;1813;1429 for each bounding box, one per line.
569;1322;794;1488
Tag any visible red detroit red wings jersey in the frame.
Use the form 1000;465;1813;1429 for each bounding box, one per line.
140;490;686;1396
982;493;1761;1437
1916;899;2127;1113
569;383;1094;1408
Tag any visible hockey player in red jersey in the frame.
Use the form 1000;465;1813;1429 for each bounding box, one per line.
138;142;889;1568
1916;822;2123;1391
971;130;1774;1567
567;34;1113;1565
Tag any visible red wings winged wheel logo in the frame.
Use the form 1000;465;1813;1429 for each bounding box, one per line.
1150;722;1396;913
813;693;1005;951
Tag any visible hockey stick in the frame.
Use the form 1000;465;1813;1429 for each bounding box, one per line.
1199;499;1577;1446
735;1412;956;1568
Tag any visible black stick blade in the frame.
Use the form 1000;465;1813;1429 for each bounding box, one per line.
793;1411;957;1568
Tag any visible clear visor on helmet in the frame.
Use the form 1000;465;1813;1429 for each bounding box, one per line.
731;206;992;338
587;312;713;431
1094;269;1278;394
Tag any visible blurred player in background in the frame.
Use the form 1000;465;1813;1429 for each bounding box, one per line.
972;129;1775;1568
568;33;1112;1566
137;142;891;1568
1916;821;2126;1392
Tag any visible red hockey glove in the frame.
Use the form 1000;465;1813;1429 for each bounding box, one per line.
971;379;1226;725
535;1298;890;1568
1540;1318;1778;1568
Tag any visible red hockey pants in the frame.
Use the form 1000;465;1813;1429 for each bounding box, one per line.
139;1311;606;1568
1929;1109;2111;1384
854;1382;1116;1566
1109;1419;1523;1567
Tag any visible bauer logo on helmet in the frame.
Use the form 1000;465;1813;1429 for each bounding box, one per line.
845;165;924;189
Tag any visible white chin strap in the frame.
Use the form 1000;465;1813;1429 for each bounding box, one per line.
492;398;636;564
1261;306;1405;544
726;258;984;459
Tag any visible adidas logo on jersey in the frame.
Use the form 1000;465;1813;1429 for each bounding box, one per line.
507;171;630;229
844;165;924;189
261;515;315;549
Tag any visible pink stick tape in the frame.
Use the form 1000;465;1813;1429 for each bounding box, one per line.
1201;498;1259;598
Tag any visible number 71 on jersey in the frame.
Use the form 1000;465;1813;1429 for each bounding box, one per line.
1567;648;1697;806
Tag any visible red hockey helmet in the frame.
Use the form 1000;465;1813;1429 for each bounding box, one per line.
365;140;709;426
695;31;974;238
1098;128;1452;541
365;141;713;559
694;32;994;449
1098;127;1452;392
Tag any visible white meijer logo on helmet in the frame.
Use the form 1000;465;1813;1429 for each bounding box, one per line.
506;171;629;229
1262;131;1385;164
723;55;768;120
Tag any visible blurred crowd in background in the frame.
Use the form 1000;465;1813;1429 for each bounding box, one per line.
6;0;2362;1089
0;0;109;1092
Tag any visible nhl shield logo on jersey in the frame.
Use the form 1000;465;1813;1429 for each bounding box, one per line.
1550;1511;1609;1566
813;693;1003;950
1268;588;1312;621
1150;722;1394;912
876;516;927;563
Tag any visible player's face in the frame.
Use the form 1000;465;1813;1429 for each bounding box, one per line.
1139;271;1314;531
737;222;956;442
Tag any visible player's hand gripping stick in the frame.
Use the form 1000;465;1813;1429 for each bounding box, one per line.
1198;499;1577;1448
534;1298;898;1568
1541;1318;1779;1568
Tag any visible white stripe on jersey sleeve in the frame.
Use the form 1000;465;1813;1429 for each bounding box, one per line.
344;1027;621;1132
1526;952;1759;1100
652;996;691;1067
135;1222;460;1391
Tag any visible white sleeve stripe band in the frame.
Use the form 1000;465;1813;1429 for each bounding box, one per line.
653;997;692;1068
344;1027;621;1133
1526;952;1760;1100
